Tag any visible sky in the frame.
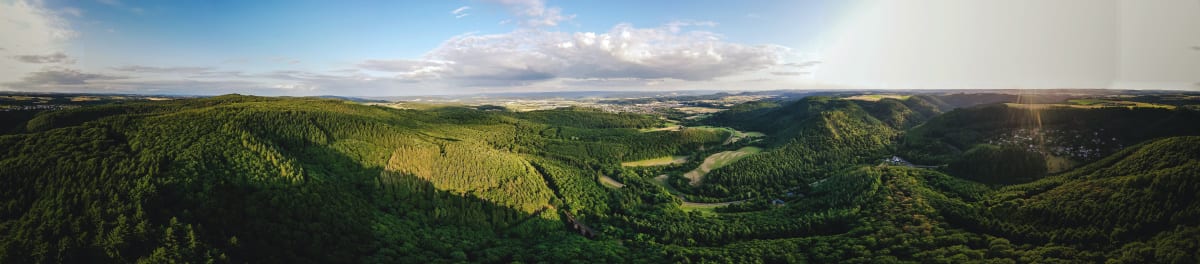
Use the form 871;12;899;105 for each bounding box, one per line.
1;0;1198;96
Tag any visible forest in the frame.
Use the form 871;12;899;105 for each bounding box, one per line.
1;93;1199;263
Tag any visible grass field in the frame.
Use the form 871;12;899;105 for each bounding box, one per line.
649;174;741;213
638;125;682;132
639;119;684;132
621;155;689;167
1068;99;1175;109
684;146;763;185
598;175;625;188
688;126;765;144
1006;99;1175;110
687;126;733;132
1045;154;1077;174
844;94;911;102
679;201;733;213
652;174;679;193
673;106;725;114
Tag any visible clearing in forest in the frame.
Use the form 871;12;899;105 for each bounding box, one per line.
650;174;743;212
1045;154;1077;174
598;175;625;188
844;94;911;102
680;200;741;213
684;146;763;185
688;126;765;145
638;125;682;132
621;155;689;167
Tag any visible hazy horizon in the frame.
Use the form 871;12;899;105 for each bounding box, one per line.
3;0;1198;96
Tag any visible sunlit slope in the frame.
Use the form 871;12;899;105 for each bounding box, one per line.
2;94;1198;263
0;95;722;263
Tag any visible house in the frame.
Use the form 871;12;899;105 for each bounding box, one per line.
771;199;786;206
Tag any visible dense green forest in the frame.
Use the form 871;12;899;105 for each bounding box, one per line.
2;94;1199;263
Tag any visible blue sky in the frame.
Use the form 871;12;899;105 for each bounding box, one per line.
58;0;844;71
2;0;1197;95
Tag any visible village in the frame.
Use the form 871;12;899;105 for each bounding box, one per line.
986;128;1124;160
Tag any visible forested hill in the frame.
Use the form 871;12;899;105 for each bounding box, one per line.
901;103;1200;183
2;94;1199;263
977;136;1200;247
694;96;922;197
0;95;723;263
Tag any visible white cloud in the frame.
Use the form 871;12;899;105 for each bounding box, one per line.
663;20;717;33
451;6;470;18
363;23;790;87
1;0;76;85
11;52;75;64
112;65;215;74
770;72;808;76
340;1;807;92
2;0;811;95
4;67;126;87
485;0;573;27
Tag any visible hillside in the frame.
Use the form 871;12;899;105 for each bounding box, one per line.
901;103;1200;183
0;95;1198;263
693;96;915;198
979;136;1200;245
0;96;721;263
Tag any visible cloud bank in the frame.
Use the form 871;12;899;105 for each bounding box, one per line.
1;0;76;86
363;24;788;86
1;0;808;95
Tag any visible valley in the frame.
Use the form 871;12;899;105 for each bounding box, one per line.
1;90;1199;263
4;0;1198;262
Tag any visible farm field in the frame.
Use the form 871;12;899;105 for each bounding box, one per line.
1006;99;1175;110
844;94;912;101
674;106;726;114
